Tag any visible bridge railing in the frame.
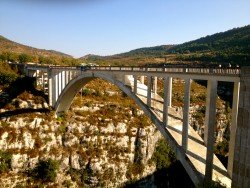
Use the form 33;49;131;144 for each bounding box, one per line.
90;66;241;76
22;63;241;77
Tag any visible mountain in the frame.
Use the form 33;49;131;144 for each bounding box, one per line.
169;25;250;66
0;35;71;58
171;25;250;54
116;45;174;57
81;25;250;66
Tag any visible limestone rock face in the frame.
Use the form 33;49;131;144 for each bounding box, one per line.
0;100;161;187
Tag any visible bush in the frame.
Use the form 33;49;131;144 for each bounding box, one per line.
151;139;176;169
0;150;12;173
31;159;59;182
0;60;18;87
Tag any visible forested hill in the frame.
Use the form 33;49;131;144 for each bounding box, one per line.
82;25;249;66
117;45;174;57
171;25;250;54
169;25;250;66
0;35;71;58
0;35;83;65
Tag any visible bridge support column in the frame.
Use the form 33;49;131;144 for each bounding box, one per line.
204;79;217;183
48;69;53;106
65;71;69;85
163;77;170;127
182;78;191;151
167;77;172;107
41;72;45;91
147;76;152;107
55;71;59;104
153;77;157;94
140;76;145;84
227;81;240;178
232;67;250;188
133;75;137;94
61;71;66;92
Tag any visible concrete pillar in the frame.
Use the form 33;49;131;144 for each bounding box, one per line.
167;77;172;107
69;71;72;81
182;78;191;151
133;75;137;94
140;76;145;84
163;77;170;127
48;69;53;106
65;71;69;85
232;67;250;188
227;81;240;178
204;79;217;183
147;76;152;107
55;72;59;102
41;72;44;90
153;77;158;94
58;71;62;99
61;71;65;91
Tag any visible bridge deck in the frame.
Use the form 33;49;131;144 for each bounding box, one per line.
134;82;231;187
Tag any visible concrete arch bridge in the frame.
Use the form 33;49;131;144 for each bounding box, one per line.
24;64;250;187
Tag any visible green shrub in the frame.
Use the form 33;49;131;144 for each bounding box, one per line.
151;139;176;169
0;150;12;173
31;158;59;182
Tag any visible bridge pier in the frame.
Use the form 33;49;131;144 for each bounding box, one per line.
147;76;152;107
232;67;250;188
153;77;157;94
163;77;171;127
140;76;145;84
227;81;240;178
48;68;54;106
204;79;218;183
182;78;191;151
167;77;172;107
133;75;137;94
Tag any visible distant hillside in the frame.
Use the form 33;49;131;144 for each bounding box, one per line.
117;45;174;57
171;25;250;54
81;25;250;66
170;25;250;66
0;35;83;66
0;35;71;58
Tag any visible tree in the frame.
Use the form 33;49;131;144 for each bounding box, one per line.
0;151;12;173
31;158;59;182
18;53;33;64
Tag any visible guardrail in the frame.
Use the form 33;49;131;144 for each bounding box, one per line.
90;66;241;76
18;62;240;76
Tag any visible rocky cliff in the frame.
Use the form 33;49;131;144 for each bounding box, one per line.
0;79;164;187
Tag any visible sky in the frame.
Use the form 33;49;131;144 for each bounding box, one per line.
0;0;249;58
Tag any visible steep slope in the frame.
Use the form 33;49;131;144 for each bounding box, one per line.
171;25;250;54
0;35;71;58
171;25;250;66
81;25;250;66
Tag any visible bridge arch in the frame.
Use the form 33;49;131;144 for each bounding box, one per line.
54;72;201;184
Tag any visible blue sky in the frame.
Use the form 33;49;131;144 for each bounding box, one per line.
0;0;249;57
